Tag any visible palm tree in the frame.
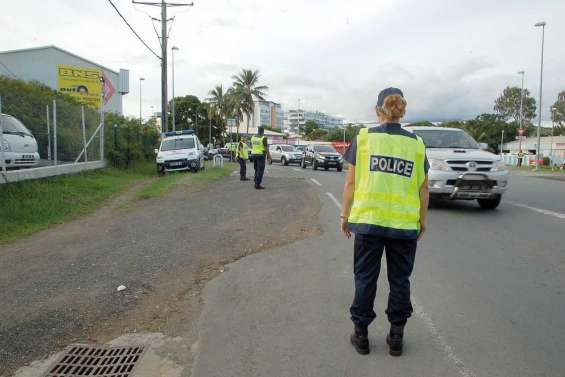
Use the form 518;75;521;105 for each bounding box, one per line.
208;84;228;139
232;69;269;135
225;86;245;141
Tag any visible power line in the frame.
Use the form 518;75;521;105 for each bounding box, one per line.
107;0;161;60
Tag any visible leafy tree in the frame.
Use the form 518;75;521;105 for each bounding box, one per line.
232;69;268;135
551;91;565;135
462;114;519;153
303;120;319;138
308;129;328;140
494;86;536;125
407;121;435;127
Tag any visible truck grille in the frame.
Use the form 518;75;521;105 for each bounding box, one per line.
446;160;492;172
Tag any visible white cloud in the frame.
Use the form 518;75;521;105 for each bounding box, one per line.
1;0;564;122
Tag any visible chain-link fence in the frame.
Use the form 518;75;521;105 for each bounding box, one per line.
0;93;103;179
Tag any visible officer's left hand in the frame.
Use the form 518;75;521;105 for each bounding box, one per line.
340;218;351;239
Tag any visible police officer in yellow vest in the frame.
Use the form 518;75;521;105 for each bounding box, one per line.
251;127;271;189
341;88;430;356
236;138;250;181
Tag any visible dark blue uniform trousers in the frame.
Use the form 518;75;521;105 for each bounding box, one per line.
253;154;265;186
238;157;247;179
350;233;417;328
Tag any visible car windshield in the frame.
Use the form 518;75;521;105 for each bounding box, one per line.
314;145;337;153
1;115;33;136
412;129;479;149
160;137;195;151
281;145;295;151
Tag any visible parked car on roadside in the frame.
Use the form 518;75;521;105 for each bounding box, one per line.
301;144;343;171
155;130;205;174
0;113;40;169
269;144;303;166
405;126;509;209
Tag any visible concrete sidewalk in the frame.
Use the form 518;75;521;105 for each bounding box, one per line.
190;197;462;377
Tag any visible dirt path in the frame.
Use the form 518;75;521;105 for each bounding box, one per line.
0;173;321;376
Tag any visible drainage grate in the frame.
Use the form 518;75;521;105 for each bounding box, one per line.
43;345;146;377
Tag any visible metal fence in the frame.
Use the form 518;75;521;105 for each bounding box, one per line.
0;95;105;184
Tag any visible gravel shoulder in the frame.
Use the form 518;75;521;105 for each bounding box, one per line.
1;170;321;376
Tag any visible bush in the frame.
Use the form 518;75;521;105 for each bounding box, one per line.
0;75;160;168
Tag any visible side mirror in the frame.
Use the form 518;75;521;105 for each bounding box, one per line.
154;148;159;154
479;143;489;150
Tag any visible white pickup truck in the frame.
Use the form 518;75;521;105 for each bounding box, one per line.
405;126;509;209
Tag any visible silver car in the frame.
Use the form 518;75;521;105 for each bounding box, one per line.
269;144;303;166
406;126;509;210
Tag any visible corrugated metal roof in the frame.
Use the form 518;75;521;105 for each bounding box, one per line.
0;45;119;75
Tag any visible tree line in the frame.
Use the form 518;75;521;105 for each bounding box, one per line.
169;68;268;146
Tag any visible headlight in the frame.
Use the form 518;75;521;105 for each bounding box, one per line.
491;158;507;172
429;158;450;172
156;156;164;163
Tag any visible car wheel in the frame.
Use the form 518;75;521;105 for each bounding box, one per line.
324;167;329;171
313;160;318;170
478;195;501;210
301;159;307;169
281;157;286;166
337;165;343;172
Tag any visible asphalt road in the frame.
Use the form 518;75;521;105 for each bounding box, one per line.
193;165;565;377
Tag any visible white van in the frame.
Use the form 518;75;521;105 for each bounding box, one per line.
155;130;205;174
0;113;40;169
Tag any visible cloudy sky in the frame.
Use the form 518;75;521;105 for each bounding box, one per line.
1;0;564;123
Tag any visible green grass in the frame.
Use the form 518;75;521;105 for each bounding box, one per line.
0;162;238;244
132;162;237;201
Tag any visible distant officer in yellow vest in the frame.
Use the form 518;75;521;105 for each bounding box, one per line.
251;127;271;189
340;88;429;357
236;138;250;181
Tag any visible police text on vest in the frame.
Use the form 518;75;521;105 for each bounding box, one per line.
369;155;414;178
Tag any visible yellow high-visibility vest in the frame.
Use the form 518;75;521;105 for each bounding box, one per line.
251;136;266;155
237;142;249;159
348;128;426;239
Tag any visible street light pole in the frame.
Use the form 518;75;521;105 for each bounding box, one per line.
139;77;145;129
517;71;525;156
551;106;555;170
171;46;179;132
534;21;546;171
500;130;504;155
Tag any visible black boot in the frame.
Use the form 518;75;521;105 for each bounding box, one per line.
386;322;405;356
350;325;370;355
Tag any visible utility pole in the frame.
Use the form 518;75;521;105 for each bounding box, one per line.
132;0;193;133
534;21;546;171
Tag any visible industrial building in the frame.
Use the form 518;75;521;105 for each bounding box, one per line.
0;45;129;114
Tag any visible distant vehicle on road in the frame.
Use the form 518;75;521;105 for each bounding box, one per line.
301;144;343;171
405;126;509;209
155;130;205;174
294;144;307;153
269;144;303;166
0;113;40;169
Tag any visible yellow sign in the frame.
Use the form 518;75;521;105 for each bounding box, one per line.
57;65;102;108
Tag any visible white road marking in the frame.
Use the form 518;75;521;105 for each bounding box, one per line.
413;299;477;377
507;201;565;220
292;168;301;172
326;192;342;210
310;178;322;186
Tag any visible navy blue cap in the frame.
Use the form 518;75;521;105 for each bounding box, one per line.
377;87;404;107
